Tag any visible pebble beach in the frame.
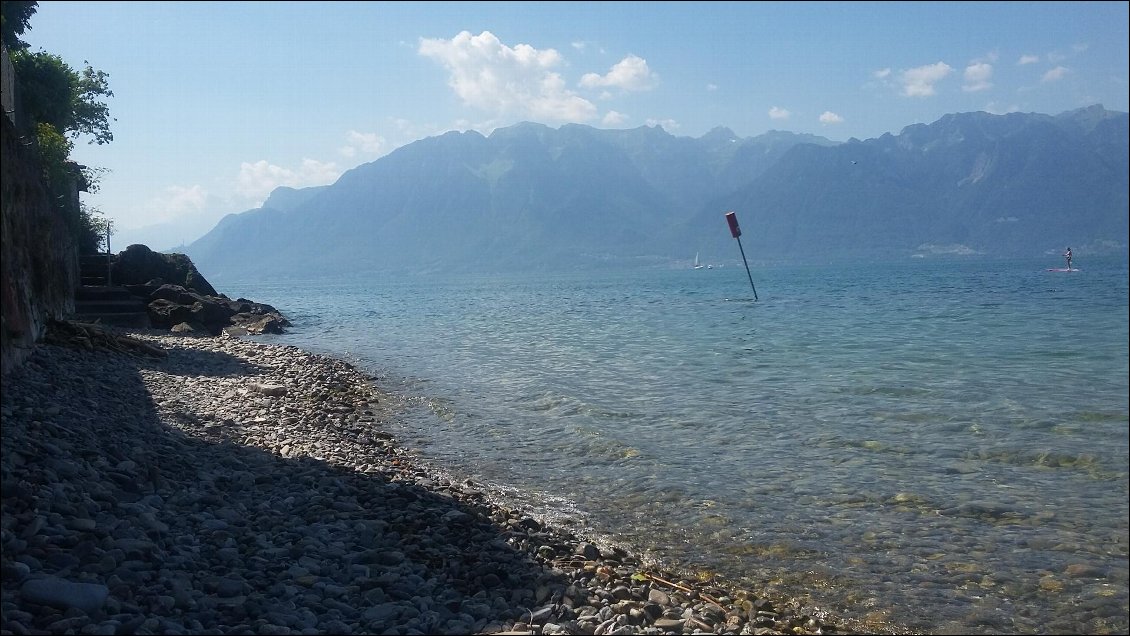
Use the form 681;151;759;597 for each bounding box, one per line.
0;325;886;636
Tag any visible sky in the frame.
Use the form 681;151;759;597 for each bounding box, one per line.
17;1;1130;250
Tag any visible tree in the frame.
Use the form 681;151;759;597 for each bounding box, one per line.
1;0;36;51
11;49;115;145
78;203;114;255
6;2;115;255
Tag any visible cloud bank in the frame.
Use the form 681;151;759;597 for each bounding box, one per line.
418;30;598;123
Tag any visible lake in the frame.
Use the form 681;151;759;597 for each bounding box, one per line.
215;255;1129;635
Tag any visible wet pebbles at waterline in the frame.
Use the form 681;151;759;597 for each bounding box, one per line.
0;328;873;636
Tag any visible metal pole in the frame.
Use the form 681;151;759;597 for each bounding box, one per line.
725;211;758;301
735;235;758;301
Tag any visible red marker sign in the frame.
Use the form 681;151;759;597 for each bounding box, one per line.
724;210;758;301
725;211;741;238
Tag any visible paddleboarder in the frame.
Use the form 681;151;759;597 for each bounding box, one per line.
1064;247;1073;270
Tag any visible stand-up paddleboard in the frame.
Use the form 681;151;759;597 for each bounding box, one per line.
1047;268;1081;272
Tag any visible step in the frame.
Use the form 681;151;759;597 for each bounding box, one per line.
75;286;136;301
72;285;151;328
70;312;152;329
75;299;148;314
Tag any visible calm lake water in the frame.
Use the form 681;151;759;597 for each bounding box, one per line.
215;256;1129;635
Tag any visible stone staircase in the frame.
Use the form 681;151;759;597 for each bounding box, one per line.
72;254;151;328
79;254;113;286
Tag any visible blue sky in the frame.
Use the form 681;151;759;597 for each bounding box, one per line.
19;1;1130;250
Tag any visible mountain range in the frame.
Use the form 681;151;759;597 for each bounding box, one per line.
184;105;1128;279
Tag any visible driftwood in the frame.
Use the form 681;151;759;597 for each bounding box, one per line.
43;319;167;358
635;571;726;610
549;556;728;611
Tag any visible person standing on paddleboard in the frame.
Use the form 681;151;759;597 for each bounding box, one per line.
1064;247;1073;270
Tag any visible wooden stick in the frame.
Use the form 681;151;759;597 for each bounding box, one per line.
639;572;726;610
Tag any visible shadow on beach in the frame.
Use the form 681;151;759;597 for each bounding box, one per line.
0;332;876;635
2;339;571;634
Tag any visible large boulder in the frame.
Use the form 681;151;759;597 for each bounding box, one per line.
108;245;289;337
111;244;218;296
143;284;288;336
146;298;196;330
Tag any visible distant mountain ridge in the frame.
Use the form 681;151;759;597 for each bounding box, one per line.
185;105;1128;278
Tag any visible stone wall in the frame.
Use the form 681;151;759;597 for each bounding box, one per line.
1;44;15;127
1;111;79;376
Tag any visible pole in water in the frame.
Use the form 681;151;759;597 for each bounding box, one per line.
725;211;758;301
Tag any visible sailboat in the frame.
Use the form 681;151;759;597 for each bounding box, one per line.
694;252;705;269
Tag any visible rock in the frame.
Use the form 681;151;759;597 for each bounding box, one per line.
235;313;288;335
0;331;850;636
576;543;601;560
112;244;218;296
147;298;195;329
20;577;109;614
106;247;288;336
250;383;288;397
1065;564;1107;579
652;617;686;632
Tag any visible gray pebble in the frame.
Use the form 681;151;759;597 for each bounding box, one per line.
1;331;846;636
20;577;109;614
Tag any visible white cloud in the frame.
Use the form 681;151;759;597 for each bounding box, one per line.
571;40;603;54
339;130;389;159
873;68;891;79
645;118;679;131
418;30;597;123
962;62;993;92
899;62;953;97
1042;65;1069;82
236;159;341;204
706;83;718;92
602;110;627;126
768;106;790;120
146;185;209;224
819;111;844;125
983;101;1020;115
1018;54;1040;65
579;54;658;91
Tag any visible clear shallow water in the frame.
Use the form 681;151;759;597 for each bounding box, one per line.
217;257;1129;635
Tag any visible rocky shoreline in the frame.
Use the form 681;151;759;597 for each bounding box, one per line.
1;325;891;635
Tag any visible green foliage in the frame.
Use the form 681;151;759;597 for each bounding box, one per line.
33;123;109;253
5;1;115;256
78;204;114;255
73;62;114;145
1;0;36;50
12;49;114;145
34;121;72;187
81;164;106;194
33;121;81;234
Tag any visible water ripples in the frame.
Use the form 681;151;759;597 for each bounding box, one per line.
218;258;1129;635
